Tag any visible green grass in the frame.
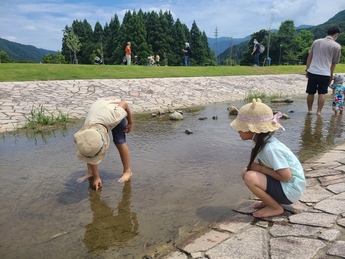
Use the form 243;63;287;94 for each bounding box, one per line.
22;104;69;133
1;63;344;82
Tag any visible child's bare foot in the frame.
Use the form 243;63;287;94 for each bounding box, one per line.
252;206;284;218
77;173;92;183
253;201;266;209
117;171;132;182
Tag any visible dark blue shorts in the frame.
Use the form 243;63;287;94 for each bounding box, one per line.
306;72;330;95
266;175;292;205
111;118;127;145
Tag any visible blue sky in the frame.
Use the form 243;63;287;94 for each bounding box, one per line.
1;0;344;51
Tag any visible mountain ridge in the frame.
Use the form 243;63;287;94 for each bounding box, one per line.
0;38;57;62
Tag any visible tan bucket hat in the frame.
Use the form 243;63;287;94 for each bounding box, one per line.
74;123;109;165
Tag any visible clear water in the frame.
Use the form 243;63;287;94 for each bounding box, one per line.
1;97;344;258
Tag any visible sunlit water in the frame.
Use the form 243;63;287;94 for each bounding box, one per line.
1;97;345;258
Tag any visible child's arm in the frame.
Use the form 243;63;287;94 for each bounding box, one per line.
125;104;133;133
250;162;292;181
118;101;133;133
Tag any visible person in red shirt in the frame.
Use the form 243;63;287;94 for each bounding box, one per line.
125;42;132;65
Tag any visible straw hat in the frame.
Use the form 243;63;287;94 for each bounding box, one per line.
74;123;109;165
230;99;283;133
333;74;344;85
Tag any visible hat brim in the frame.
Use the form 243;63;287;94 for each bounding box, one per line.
230;119;281;133
75;124;109;165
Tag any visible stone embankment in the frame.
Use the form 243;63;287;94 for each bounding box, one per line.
0;74;306;133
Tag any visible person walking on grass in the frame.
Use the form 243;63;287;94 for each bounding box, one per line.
305;25;341;115
125;42;132;65
251;38;261;67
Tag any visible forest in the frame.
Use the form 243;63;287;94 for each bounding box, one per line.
220;10;345;66
60;9;215;66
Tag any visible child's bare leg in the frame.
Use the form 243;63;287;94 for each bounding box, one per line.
253;201;267;209
333;107;338;115
244;171;284;218
115;143;132;182
77;163;93;183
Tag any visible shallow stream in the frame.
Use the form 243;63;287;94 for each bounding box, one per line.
1;97;344;258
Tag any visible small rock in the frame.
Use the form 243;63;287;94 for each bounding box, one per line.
281;113;290;119
185;129;193;134
151;113;157;117
169;111;184;120
271;98;294;103
227;106;239;115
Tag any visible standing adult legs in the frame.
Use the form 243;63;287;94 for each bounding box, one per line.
317;94;326;115
307;94;315;114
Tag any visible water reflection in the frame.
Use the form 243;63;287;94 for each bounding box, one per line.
84;181;139;254
326;115;344;144
298;114;345;162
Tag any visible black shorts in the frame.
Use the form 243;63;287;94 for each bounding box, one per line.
266;175;292;205
111;118;127;145
306;72;330;95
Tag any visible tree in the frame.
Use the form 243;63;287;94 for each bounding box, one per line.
0;50;11;63
63;27;82;64
103;14;121;64
190;21;206;65
42;50;65;64
276;20;298;64
294;30;314;63
94;21;104;64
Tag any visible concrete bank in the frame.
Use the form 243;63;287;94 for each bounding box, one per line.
0;74;306;133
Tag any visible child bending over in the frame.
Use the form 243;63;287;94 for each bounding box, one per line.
74;98;133;191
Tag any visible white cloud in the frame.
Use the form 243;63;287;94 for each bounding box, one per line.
24;25;36;31
0;0;344;51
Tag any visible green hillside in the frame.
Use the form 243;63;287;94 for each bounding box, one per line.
0;38;57;63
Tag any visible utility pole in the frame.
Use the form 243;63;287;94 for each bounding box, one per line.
266;14;274;63
214;27;219;65
229;36;233;66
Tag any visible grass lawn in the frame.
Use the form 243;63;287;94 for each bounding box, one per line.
1;63;344;82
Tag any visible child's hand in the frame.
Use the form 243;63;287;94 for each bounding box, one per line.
249;162;262;172
124;123;133;133
93;177;102;191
